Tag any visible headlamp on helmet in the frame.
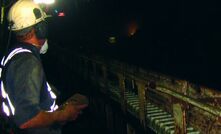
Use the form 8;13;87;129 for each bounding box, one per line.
8;0;50;31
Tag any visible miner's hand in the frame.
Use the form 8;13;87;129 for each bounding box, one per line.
62;103;88;121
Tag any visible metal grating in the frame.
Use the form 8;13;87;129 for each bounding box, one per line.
124;91;200;134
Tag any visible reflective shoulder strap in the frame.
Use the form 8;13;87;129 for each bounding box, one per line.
0;48;32;116
0;48;32;78
2;48;32;66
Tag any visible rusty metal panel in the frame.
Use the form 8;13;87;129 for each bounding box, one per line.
118;73;127;112
73;54;221;133
137;82;147;129
172;103;187;134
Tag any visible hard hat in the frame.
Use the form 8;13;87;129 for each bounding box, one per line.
8;0;50;31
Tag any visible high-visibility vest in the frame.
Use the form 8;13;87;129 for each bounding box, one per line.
0;47;58;117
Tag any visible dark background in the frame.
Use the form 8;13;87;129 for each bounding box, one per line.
2;0;221;89
49;0;221;89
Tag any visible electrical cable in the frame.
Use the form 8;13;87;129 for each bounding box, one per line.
0;1;13;46
1;0;15;56
4;22;12;56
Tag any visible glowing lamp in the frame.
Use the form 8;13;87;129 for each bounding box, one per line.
58;12;65;17
127;21;138;37
108;37;116;44
34;0;55;4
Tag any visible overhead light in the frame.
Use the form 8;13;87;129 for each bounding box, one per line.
34;0;55;4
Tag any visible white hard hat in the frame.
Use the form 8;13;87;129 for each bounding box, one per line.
8;0;50;31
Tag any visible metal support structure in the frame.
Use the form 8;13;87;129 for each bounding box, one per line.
101;65;108;93
74;53;221;133
0;0;4;25
0;0;5;51
153;86;221;117
118;73;127;112
172;101;187;134
136;82;146;130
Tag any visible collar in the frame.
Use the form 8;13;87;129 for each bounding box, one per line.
9;42;41;60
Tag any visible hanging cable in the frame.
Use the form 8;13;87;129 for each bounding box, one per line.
1;4;4;24
4;21;13;55
0;0;6;56
1;0;15;56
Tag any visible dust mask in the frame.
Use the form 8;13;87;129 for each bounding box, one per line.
40;39;48;54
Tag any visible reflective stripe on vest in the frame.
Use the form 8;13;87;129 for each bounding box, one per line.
0;48;58;116
46;82;58;112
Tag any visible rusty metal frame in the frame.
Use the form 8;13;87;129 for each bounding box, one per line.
151;86;221;117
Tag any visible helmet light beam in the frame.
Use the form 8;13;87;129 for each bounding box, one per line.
33;0;55;4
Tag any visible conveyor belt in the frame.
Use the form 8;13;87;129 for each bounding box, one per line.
108;87;200;133
124;91;200;134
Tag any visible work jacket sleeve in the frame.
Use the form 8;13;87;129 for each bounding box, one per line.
5;53;44;126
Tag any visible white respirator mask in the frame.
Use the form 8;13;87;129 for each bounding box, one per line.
40;39;48;54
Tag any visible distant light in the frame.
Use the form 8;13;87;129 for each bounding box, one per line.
127;21;138;37
108;37;117;44
34;0;55;4
54;9;58;13
130;32;135;36
58;12;65;17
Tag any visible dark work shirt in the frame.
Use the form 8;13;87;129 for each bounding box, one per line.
3;43;61;134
